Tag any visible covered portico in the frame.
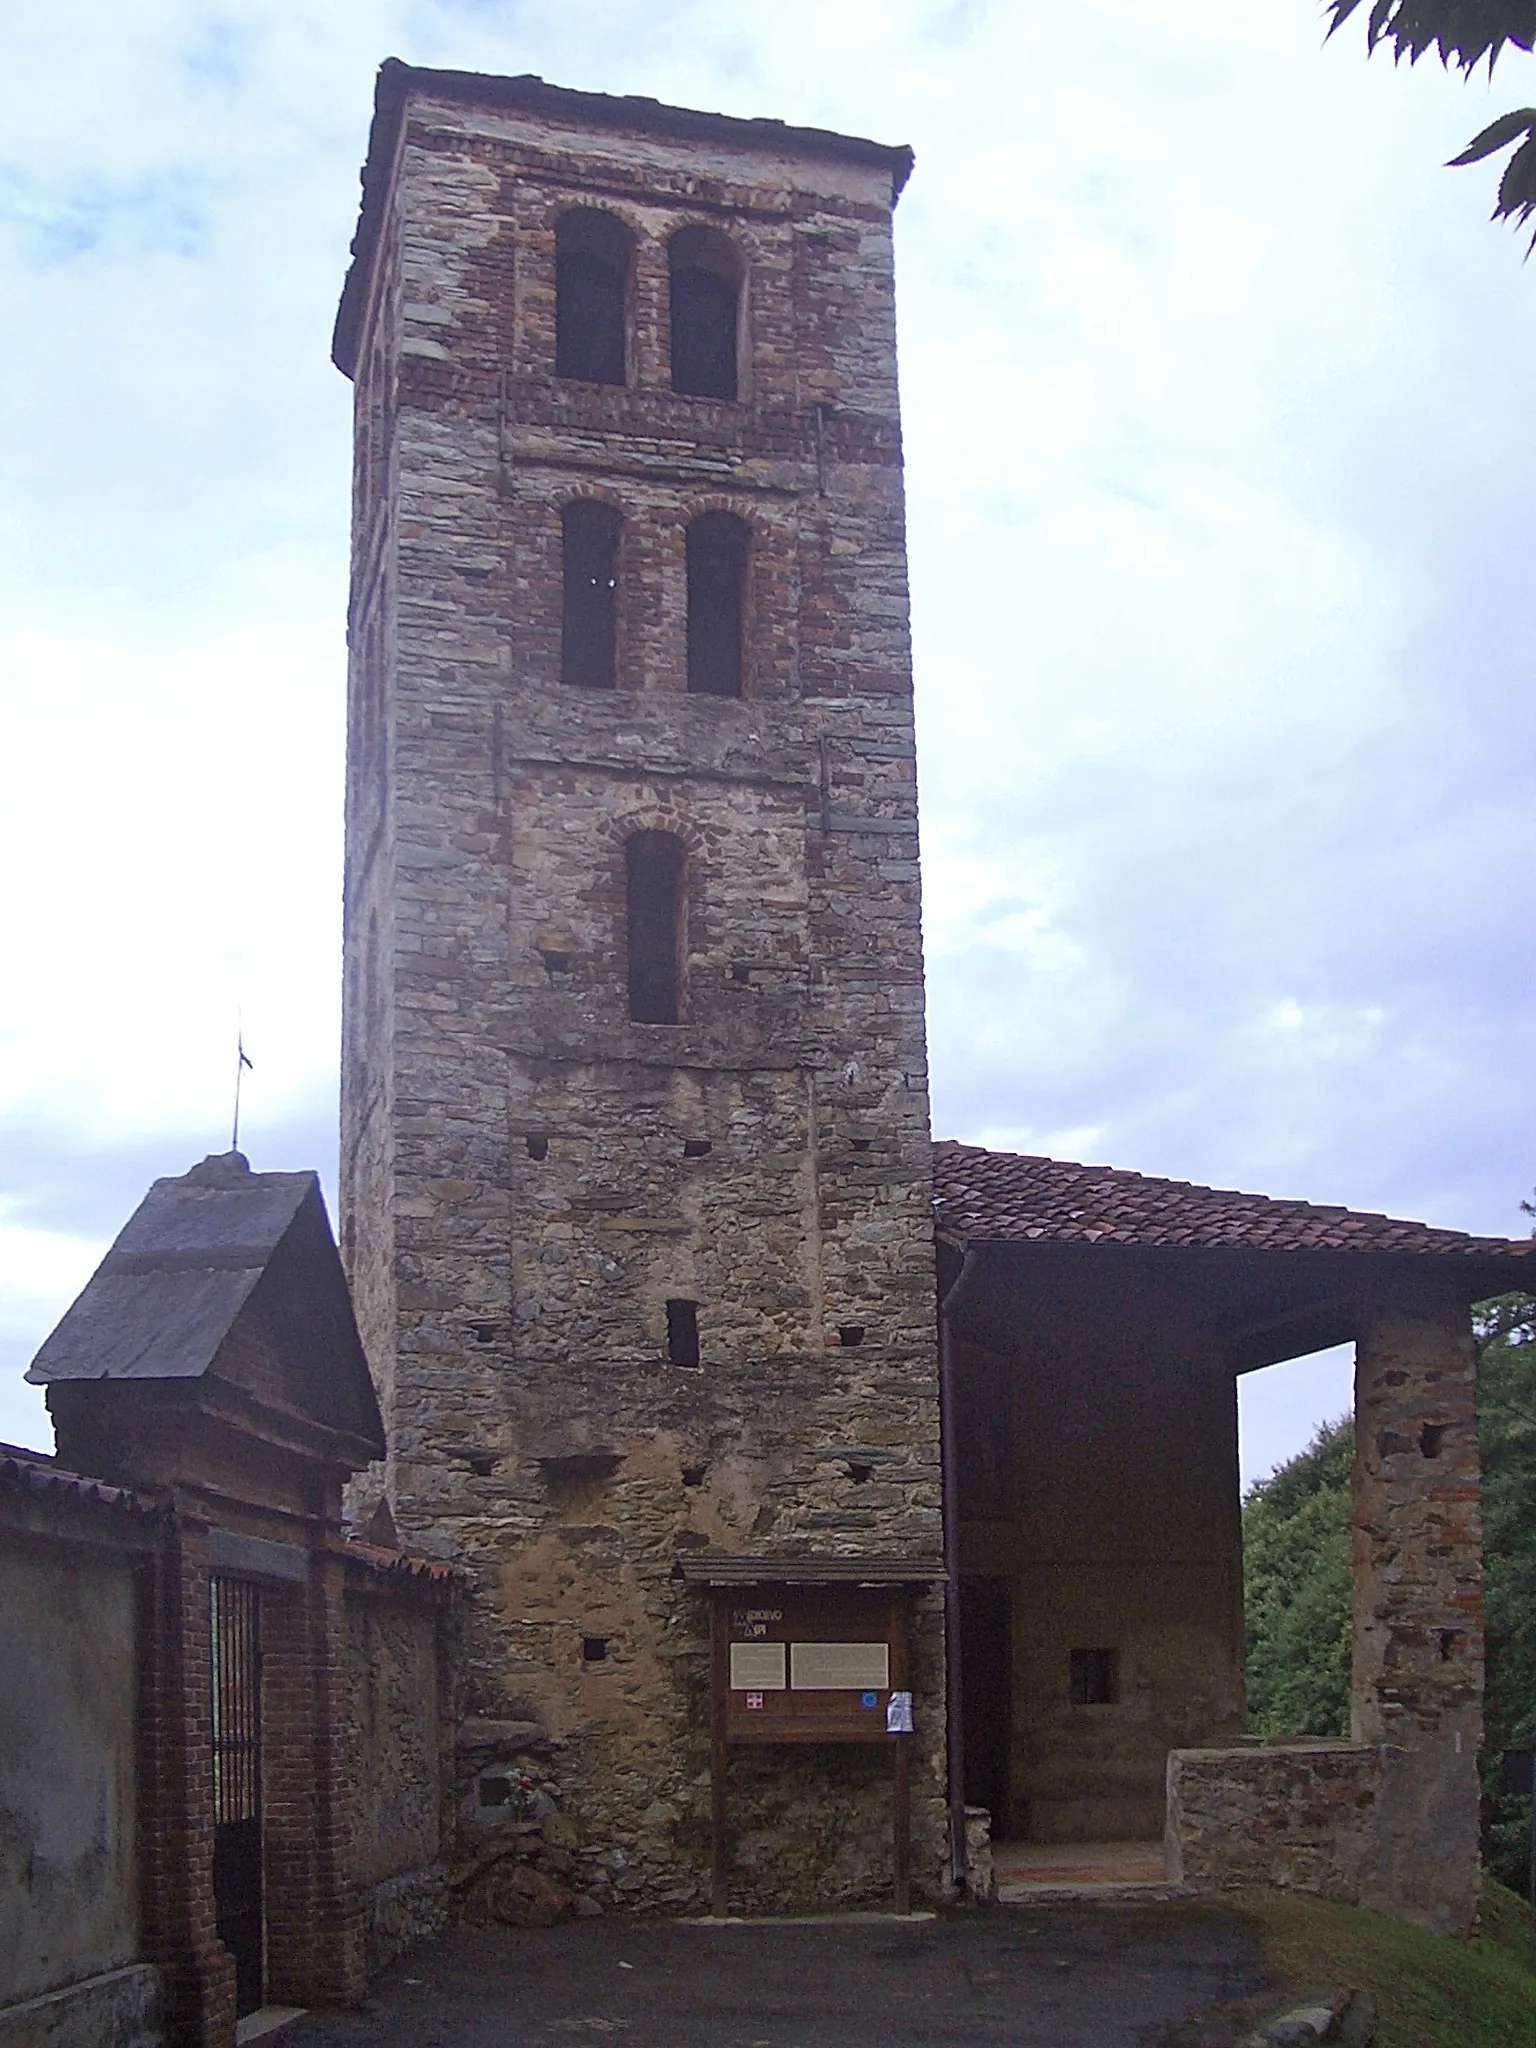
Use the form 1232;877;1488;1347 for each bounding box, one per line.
933;1141;1536;1932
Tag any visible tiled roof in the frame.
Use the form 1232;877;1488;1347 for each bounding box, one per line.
0;1443;164;1519
343;1536;463;1584
932;1141;1536;1263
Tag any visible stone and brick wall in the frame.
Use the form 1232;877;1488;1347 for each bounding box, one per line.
344;1553;457;1969
337;75;945;1910
1166;1743;1384;1902
1167;1284;1486;1937
1350;1291;1483;1935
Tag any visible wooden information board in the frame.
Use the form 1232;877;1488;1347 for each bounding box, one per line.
717;1586;906;1744
684;1564;943;1918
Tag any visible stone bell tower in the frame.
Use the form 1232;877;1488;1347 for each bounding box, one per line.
334;61;943;1909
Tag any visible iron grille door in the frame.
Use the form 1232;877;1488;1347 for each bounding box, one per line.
210;1575;263;2016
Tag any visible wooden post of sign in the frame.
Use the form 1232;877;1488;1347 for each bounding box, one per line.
890;1590;911;1914
710;1592;729;1917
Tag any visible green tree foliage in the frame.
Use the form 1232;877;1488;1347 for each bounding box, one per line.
1324;1;1536;249
1243;1415;1355;1739
1476;1292;1536;1894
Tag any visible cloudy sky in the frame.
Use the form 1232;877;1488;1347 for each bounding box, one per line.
2;0;1533;1481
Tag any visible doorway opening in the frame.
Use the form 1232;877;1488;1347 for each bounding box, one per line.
959;1574;1011;1831
211;1575;263;2016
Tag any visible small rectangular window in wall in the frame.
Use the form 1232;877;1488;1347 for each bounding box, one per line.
666;1298;700;1367
686;513;748;697
626;832;685;1023
1069;1647;1119;1706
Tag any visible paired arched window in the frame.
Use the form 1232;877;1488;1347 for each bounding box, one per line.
561;501;621;689
626;832;685;1024
686;513;748;698
555;209;632;386
669;227;743;400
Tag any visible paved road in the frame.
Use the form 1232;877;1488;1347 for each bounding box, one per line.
284;1904;1270;2048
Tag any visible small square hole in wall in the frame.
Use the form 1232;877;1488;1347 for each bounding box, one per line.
526;1134;549;1161
682;1138;712;1158
837;1325;866;1348
1069;1647;1119;1705
582;1636;609;1665
730;963;751;984
477;1773;513;1808
851;1138;872;1153
467;1321;500;1347
1420;1422;1447;1459
682;1462;708;1487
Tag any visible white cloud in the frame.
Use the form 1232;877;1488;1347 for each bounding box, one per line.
3;0;1535;1479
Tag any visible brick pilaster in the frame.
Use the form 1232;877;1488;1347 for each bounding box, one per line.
1352;1292;1483;1933
137;1519;237;2048
261;1548;365;2007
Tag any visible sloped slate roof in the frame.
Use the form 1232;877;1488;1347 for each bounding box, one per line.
26;1152;384;1455
932;1139;1536;1264
28;1154;316;1384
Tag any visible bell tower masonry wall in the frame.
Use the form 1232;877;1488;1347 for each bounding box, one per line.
335;66;944;1911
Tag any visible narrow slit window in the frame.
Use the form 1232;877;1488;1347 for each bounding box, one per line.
626;832;685;1023
686;513;748;698
667;1299;700;1367
555;209;632;385
669;227;742;399
561;501;621;689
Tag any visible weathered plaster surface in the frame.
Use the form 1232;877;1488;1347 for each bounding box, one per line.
0;1544;139;2005
346;1585;450;1966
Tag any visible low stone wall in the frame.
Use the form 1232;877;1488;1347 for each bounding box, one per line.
1166;1743;1386;1908
0;1962;162;2048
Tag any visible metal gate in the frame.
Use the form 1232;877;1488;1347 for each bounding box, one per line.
211;1576;263;2016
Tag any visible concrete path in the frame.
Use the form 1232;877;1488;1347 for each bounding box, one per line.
283;1902;1270;2047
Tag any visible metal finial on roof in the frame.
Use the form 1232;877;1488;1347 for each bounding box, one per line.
232;1024;253;1153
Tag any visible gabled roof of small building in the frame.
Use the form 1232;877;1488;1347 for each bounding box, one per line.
932;1139;1536;1267
27;1151;384;1455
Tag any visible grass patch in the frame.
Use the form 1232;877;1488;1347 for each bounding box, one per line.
1231;1881;1536;2048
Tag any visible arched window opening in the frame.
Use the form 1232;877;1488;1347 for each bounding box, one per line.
561;501;621;689
556;209;632;386
626;832;685;1024
669;227;743;399
686;512;749;698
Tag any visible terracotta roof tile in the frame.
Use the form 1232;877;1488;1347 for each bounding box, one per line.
932;1141;1536;1263
0;1443;164;1518
342;1535;463;1583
